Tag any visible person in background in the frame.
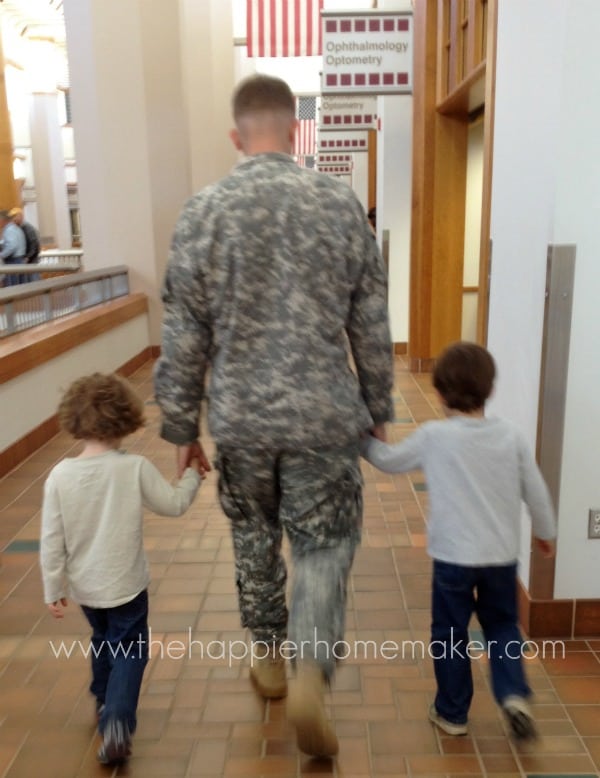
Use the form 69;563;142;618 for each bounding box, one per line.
0;209;26;285
154;74;394;758
9;207;41;272
361;342;556;742
40;373;204;766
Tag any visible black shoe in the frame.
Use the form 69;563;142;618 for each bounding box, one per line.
502;695;538;741
97;718;131;765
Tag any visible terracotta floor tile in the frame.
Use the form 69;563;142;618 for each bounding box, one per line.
406;753;482;773
203;692;264;723
187;739;228;774
518;753;597;773
222;755;298;775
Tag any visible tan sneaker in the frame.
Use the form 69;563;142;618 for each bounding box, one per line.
250;649;287;699
286;662;339;757
428;704;468;736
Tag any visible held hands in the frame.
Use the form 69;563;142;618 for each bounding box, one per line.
177;441;211;479
371;423;387;442
48;598;68;619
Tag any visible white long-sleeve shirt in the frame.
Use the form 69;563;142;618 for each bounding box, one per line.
40;450;201;607
361;416;556;566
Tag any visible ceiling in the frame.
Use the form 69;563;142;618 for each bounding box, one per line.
0;0;65;43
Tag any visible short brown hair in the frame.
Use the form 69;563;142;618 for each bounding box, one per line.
232;74;295;122
58;373;144;441
433;342;496;412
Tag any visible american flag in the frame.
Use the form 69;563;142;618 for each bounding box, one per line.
296;155;316;169
294;96;317;157
246;0;323;58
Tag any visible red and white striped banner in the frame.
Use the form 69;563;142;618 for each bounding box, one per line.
247;0;324;58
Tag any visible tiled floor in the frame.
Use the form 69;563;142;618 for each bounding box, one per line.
1;357;599;778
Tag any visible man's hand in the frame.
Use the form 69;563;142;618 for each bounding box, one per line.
371;423;387;442
48;598;68;619
177;441;211;478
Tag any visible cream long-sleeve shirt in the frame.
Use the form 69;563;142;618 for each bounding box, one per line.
40;450;201;608
361;416;556;566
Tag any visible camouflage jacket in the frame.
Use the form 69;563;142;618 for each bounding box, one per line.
154;152;394;449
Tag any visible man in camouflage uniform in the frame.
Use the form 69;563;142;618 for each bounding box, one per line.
154;74;393;757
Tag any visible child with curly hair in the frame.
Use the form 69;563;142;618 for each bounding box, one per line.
40;372;205;766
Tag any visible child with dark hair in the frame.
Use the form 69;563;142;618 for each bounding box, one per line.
361;342;556;741
40;373;204;766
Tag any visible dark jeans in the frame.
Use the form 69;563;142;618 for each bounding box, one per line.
3;256;26;285
431;560;531;725
81;589;149;734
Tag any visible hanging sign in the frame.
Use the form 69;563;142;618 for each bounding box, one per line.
319;96;377;131
317;154;353;164
318;130;369;152
321;11;413;95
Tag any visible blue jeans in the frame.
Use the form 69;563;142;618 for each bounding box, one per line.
431;561;531;725
2;256;26;285
81;589;149;734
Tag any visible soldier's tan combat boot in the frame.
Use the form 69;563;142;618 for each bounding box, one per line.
286;661;339;757
250;648;287;699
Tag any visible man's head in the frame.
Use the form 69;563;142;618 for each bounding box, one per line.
433;342;496;413
8;207;23;225
230;74;297;155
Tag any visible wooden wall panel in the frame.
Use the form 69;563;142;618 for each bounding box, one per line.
0;25;19;209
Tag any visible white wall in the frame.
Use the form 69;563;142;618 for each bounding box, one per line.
550;2;600;598
352;152;369;211
461;120;484;342
488;0;600;597
1;316;149;454
377;95;412;344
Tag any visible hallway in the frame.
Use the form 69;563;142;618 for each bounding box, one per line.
1;357;599;777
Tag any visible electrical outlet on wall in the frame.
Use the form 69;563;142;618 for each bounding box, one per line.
588;509;600;539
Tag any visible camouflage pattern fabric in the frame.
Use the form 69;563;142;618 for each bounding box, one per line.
216;443;362;678
154;152;393;449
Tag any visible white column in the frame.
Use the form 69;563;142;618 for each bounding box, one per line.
179;0;238;190
376;95;412;345
63;0;238;341
29;92;71;248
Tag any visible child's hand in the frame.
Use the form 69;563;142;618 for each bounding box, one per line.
371;424;387;442
189;457;208;479
535;538;556;558
48;598;68;619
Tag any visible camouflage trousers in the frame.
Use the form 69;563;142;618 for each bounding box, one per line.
216;443;362;679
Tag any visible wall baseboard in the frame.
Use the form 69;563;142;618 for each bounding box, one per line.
518;580;600;637
408;356;436;373
394;342;408;355
0;345;155;479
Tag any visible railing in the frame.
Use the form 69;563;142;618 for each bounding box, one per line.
0;265;130;338
38;249;83;269
1;248;83;282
